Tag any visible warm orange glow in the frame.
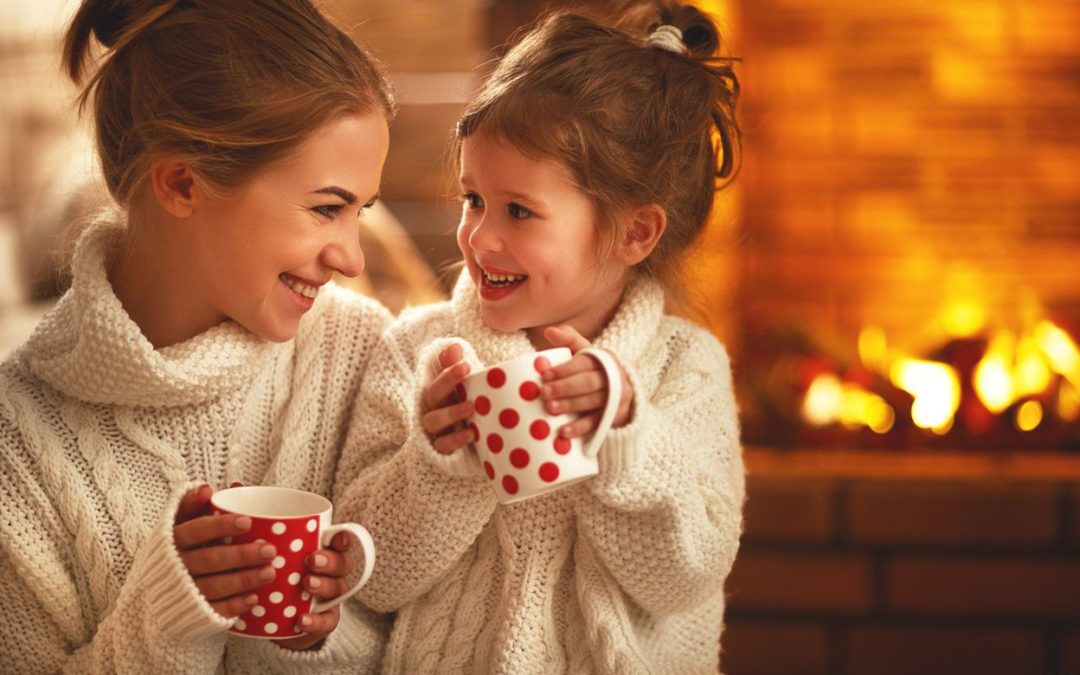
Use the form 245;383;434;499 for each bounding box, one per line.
974;332;1015;414
1015;400;1043;432
890;359;960;432
1014;336;1052;398
858;326;888;373
1059;383;1080;422
802;373;895;434
941;267;989;338
1036;321;1080;387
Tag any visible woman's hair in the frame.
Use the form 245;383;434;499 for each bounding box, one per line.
64;0;395;207
455;0;740;300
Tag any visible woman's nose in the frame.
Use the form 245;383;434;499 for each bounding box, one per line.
322;224;365;278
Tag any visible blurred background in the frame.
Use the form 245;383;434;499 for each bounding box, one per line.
1;1;1078;673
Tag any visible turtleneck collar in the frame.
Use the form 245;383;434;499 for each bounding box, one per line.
448;269;666;368
18;216;279;407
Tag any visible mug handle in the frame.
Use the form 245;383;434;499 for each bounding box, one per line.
577;347;624;458
310;522;376;614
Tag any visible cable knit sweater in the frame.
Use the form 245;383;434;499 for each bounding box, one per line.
334;270;745;674
0;218;392;674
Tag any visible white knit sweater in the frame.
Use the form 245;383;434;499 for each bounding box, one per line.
0;218;392;674
334;271;745;674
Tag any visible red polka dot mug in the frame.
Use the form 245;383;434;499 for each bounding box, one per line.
210;486;375;639
460;347;622;504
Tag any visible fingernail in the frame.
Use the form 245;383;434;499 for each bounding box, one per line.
313;553;327;568
234;516;252;531
259;544;276;559
244;594;258;606
301;615;314;627
548;401;560;413
258;566;275;581
459;402;472;414
308;576;322;589
560;426;572;437
541;385;553;398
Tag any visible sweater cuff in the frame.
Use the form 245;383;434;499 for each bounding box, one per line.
142;483;234;643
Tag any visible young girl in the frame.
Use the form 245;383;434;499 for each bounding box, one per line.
0;0;395;671
335;1;744;672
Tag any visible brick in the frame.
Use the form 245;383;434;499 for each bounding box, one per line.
723;620;829;675
886;556;1080;617
743;476;835;544
727;551;872;614
845;625;1047;675
337;0;484;72
1064;630;1080;673
1070;485;1080;548
848;480;1059;548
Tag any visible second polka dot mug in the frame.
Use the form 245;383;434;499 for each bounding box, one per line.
210;486;375;639
460;347;622;504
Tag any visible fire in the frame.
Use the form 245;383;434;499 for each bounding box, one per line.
889;359;960;433
802;373;895;434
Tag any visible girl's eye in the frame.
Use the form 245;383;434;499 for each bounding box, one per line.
362;198;377;210
508;202;533;220
312;204;344;219
462;192;483;210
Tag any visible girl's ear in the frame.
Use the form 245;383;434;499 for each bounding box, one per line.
149;157;200;218
617;203;667;266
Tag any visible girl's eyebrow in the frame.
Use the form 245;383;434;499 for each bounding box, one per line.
311;186;357;204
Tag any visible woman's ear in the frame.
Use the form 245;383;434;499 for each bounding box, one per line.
149;157;199;218
617;203;667;266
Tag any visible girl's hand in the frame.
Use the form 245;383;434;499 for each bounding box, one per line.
421;343;476;454
173;484;277;618
540;325;634;438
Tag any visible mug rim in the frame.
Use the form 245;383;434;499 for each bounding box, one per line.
210;485;331;519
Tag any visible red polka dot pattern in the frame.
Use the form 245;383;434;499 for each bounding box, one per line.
554;437;572;455
502;475;519;495
510;448;530;469
475;396;491;415
499;409;519;429
216;511;320;638
463;349;599;502
530;419;550;440
539;462;559;483
519;381;540;401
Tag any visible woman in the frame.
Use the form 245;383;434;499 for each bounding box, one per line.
0;0;395;671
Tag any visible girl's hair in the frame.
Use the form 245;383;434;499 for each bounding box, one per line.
64;0;396;207
456;0;740;301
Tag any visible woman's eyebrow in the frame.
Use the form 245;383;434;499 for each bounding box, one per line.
311;186;357;204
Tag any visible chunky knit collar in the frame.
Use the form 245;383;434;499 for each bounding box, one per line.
449;269;666;367
19;217;278;407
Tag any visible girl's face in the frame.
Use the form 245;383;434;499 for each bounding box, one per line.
457;134;629;345
190;113;389;342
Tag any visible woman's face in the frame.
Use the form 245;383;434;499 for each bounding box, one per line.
190;112;389;342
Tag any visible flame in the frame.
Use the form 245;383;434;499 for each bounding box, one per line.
1059;382;1080;422
1035;321;1080;387
1015;400;1043;432
890;359;960;432
803;373;895;433
858;326;889;373
974;332;1015;413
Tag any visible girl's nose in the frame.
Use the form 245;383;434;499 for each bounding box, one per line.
467;215;502;253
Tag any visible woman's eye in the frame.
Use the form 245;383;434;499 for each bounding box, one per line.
462;192;483;210
508;202;533;220
312;204;344;219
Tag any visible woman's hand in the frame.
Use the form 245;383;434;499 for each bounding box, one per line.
540;325;634;438
273;532;355;651
421;343;476;454
173;485;277;618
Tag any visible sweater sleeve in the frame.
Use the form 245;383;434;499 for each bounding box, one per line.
575;332;745;616
0;469;231;674
333;329;498;613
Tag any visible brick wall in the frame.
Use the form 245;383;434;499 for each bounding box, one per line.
723;449;1080;675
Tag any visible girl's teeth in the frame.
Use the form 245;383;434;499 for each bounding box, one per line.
281;274;320;299
483;271;526;286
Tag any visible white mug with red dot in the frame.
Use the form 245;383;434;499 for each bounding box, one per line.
459;347;622;504
210;486;375;639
